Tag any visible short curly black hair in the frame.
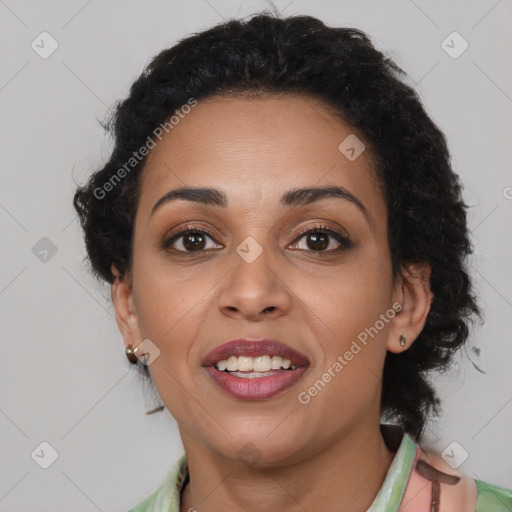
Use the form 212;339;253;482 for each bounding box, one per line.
73;12;481;441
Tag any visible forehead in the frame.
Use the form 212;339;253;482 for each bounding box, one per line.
137;93;384;219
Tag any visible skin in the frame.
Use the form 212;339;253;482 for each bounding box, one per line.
111;93;433;512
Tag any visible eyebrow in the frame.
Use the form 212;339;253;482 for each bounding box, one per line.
150;185;371;226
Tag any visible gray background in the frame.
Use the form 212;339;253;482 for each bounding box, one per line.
1;0;511;510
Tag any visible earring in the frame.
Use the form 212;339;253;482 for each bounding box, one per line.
399;334;407;347
125;344;139;364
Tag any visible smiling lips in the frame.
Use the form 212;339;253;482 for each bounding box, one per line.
202;339;310;400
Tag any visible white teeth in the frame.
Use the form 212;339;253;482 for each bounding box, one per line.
226;356;238;371
230;371;276;379
214;355;297;372
271;356;282;370
253;355;271;372
237;356;253;371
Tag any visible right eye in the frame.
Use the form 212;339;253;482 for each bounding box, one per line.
162;227;223;253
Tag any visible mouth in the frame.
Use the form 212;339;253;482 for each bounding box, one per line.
202;338;310;400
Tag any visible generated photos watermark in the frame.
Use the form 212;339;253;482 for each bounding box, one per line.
93;97;198;200
298;302;402;405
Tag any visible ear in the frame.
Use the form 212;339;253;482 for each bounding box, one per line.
386;262;434;353
110;264;142;351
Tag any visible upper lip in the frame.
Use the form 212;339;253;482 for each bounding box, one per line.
202;339;310;368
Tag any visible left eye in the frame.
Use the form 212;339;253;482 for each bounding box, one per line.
291;228;351;252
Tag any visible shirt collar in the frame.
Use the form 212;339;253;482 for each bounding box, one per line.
367;425;417;512
130;424;417;512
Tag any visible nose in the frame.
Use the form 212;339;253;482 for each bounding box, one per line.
217;241;292;321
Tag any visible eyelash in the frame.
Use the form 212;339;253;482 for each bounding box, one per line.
162;223;353;255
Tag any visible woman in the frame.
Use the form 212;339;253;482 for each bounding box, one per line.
73;12;511;512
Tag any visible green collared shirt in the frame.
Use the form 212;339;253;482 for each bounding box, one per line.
129;431;512;512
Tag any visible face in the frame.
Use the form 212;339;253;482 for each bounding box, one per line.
113;93;415;466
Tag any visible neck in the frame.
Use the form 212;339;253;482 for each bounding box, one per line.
179;422;397;512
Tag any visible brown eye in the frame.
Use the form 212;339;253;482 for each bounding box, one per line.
305;232;329;251
182;232;207;251
291;225;353;253
162;228;222;253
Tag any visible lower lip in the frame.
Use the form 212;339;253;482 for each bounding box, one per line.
204;366;308;400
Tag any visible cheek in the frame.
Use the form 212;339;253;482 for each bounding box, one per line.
131;262;210;421
308;247;392;322
130;257;206;356
300;246;393;368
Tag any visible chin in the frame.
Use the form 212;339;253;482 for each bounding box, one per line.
212;431;308;468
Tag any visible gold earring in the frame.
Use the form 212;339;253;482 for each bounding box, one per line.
125;344;139;364
399;334;407;347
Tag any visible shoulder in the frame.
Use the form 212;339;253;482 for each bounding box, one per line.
400;435;512;512
475;479;512;511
